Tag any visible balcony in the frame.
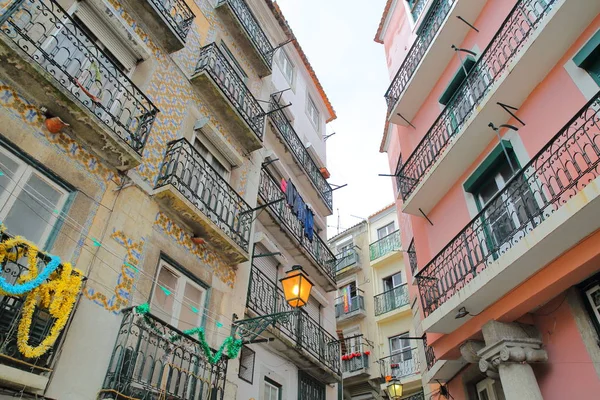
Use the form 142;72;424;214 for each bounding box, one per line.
334;248;359;277
369;230;401;262
0;231;80;394
374;284;409;318
407;239;418;279
396;0;600;216
153;138;252;263
340;335;372;381
215;0;273;77
0;0;158;171
100;308;227;400
246;265;341;383
335;291;366;323
119;0;195;52
416;93;600;333
257;169;336;291
268;95;333;212
410;0;428;22
191;43;265;152
378;351;420;381
385;0;486;126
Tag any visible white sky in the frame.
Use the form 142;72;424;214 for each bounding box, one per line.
276;0;394;238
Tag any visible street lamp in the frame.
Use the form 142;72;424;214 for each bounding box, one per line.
387;378;403;399
280;265;313;307
231;265;313;342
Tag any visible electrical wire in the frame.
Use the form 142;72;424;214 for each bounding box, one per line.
0;168;276;342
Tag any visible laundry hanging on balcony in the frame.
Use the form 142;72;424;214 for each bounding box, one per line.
284;179;315;242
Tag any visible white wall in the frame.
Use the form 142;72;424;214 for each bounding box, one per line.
368;207;400;243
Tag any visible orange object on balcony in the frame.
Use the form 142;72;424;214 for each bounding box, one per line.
45;116;69;133
320;167;330;179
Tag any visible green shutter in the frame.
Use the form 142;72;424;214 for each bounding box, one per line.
574;30;600;86
463;141;516;193
439;56;477;105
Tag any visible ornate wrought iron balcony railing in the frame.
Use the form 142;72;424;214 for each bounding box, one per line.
269;95;333;210
258;169;336;282
384;0;455;111
155;138;252;252
216;0;274;67
407;239;418;277
404;391;426;400
101;308;227;400
0;231;78;375
335;293;365;319
247;265;341;375
374;284;409;316
0;0;158;155
395;0;556;201
378;350;420;380
147;0;195;42
369;230;401;261
416;91;600;317
424;335;436;370
334;248;358;273
194;43;265;141
410;0;428;21
339;335;371;374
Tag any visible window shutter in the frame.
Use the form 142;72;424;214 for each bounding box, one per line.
253;244;279;284
75;3;139;71
305;296;321;323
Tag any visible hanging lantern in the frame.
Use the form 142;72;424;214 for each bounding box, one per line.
280;265;313;308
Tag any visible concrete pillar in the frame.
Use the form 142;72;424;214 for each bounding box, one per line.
471;321;548;399
498;362;543;400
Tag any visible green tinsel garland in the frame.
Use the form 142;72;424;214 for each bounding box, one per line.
134;303;242;365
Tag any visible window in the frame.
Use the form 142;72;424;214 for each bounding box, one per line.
306;96;320;131
389;333;412;363
465;144;538;253
238;346;255;384
476;378;500;400
585;284;600;330
151;259;207;331
574;30;600;86
264;378;281;400
280;51;295;85
219;41;248;82
377;222;395;239
191;131;229;180
337;241;353;257
0;145;70;248
383;273;403;292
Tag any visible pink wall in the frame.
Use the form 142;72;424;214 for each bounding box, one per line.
533;294;600;399
386;11;600;270
382;1;415;80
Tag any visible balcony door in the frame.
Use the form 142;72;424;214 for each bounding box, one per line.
470;151;539;261
389;333;413;378
382;272;404;310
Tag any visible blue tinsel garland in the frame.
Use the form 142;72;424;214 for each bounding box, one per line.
0;255;61;295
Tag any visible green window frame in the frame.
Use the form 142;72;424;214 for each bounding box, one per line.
439;56;477;106
574;30;600;86
264;377;282;400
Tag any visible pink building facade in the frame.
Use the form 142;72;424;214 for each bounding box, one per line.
375;0;600;399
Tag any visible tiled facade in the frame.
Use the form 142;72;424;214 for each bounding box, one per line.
0;0;338;399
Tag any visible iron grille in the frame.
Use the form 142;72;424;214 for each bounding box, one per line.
334;247;358;273
246;265;341;376
369;230;401;261
154;138;252;252
298;371;326;400
147;0;195;42
374;284;409;316
269;95;333;210
238;345;255;384
258;169;336;283
335;291;365;319
0;231;76;374
410;0;428;21
416;91;600;316
216;0;274;66
424;335;436;370
101;308;228;400
396;0;556;201
194;43;265;141
407;239;418;278
384;0;455;110
0;0;159;155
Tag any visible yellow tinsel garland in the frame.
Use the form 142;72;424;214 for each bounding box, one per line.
0;235;83;359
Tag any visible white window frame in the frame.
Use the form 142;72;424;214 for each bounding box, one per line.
585;284;600;327
383;272;403;291
0;146;69;248
279;50;295;85
263;378;281;400
389;332;412;362
377;222;396;239
151;259;207;329
191;130;231;182
306;95;321;132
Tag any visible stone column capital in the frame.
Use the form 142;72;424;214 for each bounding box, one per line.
477;338;548;377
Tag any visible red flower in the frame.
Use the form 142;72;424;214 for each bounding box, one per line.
364;351;371;356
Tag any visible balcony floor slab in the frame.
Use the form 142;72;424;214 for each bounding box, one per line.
0;39;143;171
